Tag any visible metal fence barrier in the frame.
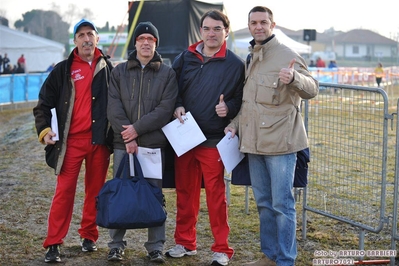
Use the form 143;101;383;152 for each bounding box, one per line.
391;99;399;265
303;83;393;265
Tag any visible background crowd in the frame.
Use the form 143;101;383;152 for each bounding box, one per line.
0;53;26;74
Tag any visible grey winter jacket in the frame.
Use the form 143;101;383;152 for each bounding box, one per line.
107;50;178;150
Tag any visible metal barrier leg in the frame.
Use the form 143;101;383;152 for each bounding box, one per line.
245;186;250;215
224;176;231;205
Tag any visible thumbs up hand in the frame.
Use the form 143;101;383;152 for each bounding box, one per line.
215;94;228;117
279;58;296;84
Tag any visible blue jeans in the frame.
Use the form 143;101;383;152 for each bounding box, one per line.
108;149;165;253
248;153;297;266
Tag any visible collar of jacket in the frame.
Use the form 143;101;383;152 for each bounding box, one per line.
250;34;278;62
67;47;107;74
249;34;275;48
187;40;227;61
127;50;162;71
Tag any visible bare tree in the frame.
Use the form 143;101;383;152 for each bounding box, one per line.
63;4;79;27
80;8;94;22
49;2;61;16
14;10;69;56
0;9;7;18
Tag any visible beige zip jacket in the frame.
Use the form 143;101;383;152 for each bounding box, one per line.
229;36;319;155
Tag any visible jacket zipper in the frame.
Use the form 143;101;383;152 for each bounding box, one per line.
137;68;144;146
131;78;136;99
147;78;151;97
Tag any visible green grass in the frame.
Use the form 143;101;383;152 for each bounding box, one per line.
1;96;399;265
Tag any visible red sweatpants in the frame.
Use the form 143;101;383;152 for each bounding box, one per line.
174;146;234;258
43;138;110;248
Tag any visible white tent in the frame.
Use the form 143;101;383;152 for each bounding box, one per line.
0;25;65;72
232;29;311;60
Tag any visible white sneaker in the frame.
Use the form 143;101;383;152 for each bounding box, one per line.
165;244;197;258
211;252;229;265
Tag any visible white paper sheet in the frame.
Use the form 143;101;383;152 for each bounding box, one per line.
129;147;162;179
161;112;206;157
50;108;59;141
216;132;245;174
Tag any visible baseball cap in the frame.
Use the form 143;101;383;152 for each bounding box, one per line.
73;19;98;36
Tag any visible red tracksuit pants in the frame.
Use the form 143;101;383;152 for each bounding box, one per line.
43;138;110;248
174;146;234;258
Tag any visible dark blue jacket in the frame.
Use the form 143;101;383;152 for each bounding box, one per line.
172;41;245;142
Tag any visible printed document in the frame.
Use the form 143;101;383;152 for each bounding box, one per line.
129;147;162;179
161;111;206;157
50;108;59;141
216;131;245;174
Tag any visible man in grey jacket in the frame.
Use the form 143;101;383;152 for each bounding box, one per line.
225;6;319;266
106;21;177;263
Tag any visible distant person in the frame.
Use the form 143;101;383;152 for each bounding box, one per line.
15;62;25;73
17;54;26;72
316;57;325;67
0;53;3;73
47;63;55;72
33;19;114;263
2;53;10;72
165;9;245;266
328;60;337;68
309;60;316;67
374;62;384;87
3;64;15;74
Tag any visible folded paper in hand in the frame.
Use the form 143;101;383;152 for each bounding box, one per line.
216;132;245;174
50;108;59;141
161;112;206;157
130;147;162;179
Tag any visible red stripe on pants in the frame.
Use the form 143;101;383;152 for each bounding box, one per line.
174;146;234;258
43;138;109;248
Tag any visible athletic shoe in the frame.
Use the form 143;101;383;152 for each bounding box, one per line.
165;244;197;258
211;252;230;266
148;250;166;263
81;238;97;252
107;247;124;261
44;244;61;263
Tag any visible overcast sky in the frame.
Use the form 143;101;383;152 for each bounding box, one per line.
1;0;398;40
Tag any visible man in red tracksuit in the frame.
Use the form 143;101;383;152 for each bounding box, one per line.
165;10;245;266
33;19;113;263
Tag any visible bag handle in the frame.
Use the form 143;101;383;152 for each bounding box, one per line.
132;153;145;180
115;153;130;179
114;153;146;180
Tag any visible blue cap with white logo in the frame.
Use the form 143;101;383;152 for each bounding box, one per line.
73;19;98;36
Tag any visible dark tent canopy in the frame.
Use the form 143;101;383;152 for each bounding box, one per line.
128;0;223;63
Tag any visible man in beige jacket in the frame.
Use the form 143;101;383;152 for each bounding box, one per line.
225;6;319;266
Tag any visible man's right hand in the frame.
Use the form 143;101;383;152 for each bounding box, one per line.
44;131;56;145
224;126;237;138
174;107;186;123
125;139;138;154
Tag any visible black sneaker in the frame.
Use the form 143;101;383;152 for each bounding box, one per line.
44;244;61;263
148;250;166;263
108;247;124;261
81;238;97;252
